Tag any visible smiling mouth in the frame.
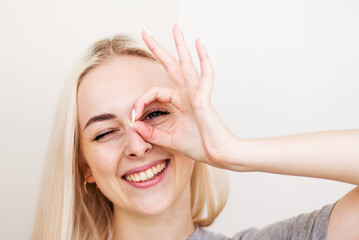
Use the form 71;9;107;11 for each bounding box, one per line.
122;160;170;183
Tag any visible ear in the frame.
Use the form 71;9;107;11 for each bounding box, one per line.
79;155;95;183
83;167;95;183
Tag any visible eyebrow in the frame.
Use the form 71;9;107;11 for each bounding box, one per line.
84;113;117;130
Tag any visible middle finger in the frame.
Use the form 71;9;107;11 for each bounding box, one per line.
172;23;200;86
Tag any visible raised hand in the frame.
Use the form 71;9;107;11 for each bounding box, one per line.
131;23;238;168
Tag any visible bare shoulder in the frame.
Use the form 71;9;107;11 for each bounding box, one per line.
327;186;359;240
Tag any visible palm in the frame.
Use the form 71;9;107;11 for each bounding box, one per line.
169;111;205;161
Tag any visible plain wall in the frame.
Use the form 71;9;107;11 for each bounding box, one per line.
1;0;358;239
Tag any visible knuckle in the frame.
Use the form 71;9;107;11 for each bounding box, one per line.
147;126;156;140
151;86;159;92
151;45;160;53
174;39;181;47
149;86;161;96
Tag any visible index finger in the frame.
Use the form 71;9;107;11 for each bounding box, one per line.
133;87;176;121
142;29;184;85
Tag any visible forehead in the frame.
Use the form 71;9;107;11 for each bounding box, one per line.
77;56;173;126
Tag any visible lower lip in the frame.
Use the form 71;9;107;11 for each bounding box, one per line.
122;160;170;189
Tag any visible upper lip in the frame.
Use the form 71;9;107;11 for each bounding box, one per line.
122;159;168;177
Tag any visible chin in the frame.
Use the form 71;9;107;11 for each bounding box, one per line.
130;192;175;217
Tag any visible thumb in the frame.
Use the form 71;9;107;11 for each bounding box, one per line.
131;121;173;148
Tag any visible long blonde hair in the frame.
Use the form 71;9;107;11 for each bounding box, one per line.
31;35;228;240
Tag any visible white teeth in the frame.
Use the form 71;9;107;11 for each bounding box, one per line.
146;168;154;179
139;172;147;181
135;174;140;182
125;161;167;182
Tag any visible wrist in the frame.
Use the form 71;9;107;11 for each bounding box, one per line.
219;137;257;172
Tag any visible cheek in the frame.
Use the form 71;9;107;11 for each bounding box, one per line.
83;142;124;176
174;155;195;183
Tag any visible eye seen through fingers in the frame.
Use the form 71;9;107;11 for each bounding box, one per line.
142;108;169;122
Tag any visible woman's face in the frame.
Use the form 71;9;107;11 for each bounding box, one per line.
77;56;194;217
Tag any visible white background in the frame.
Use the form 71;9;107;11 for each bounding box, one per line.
1;0;358;239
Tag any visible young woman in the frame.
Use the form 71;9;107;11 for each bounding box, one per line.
31;23;359;240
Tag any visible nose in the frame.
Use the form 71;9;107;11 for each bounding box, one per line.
124;129;152;159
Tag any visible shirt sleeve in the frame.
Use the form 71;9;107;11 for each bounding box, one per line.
232;203;336;240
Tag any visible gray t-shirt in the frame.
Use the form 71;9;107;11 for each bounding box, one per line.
188;203;335;240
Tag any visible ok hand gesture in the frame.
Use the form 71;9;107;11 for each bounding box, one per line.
131;23;238;169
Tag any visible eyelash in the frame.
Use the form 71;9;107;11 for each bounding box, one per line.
93;109;169;141
93;130;116;141
142;108;169;121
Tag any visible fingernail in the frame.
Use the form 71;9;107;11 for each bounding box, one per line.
178;21;183;32
127;120;134;129
198;34;205;45
142;27;153;37
131;109;136;122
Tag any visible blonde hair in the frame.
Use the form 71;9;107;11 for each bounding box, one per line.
31;35;228;240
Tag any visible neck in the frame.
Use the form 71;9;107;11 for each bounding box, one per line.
112;183;195;240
